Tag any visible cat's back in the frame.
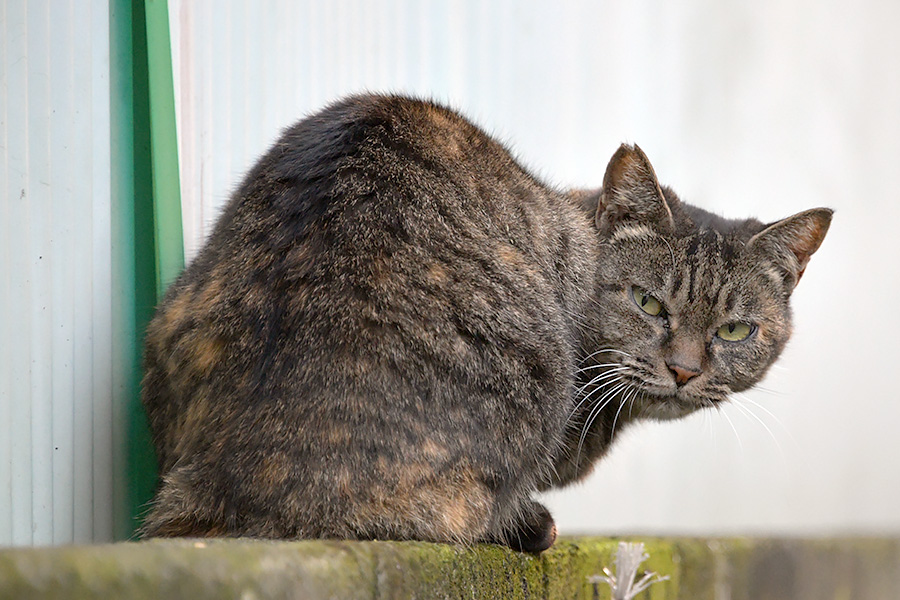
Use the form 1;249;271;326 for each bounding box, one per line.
189;94;574;285
142;94;595;475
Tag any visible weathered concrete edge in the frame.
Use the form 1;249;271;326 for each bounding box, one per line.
1;537;898;600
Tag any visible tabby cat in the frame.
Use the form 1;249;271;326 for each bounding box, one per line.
141;94;831;552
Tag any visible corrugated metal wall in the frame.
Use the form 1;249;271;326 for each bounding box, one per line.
169;0;900;536
2;0;897;548
1;0;120;545
169;0;645;263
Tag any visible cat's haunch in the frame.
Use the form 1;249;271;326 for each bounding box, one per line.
140;94;831;552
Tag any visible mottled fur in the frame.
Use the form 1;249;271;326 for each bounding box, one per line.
141;94;831;552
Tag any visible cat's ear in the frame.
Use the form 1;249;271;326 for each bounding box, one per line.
747;208;833;288
596;144;675;235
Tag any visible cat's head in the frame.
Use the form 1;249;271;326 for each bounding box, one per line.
586;144;831;420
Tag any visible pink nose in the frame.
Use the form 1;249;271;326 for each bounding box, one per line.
667;363;701;386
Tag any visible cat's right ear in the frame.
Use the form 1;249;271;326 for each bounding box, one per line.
747;207;833;289
597;144;675;235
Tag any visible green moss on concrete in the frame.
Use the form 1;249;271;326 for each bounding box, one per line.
373;540;544;599
668;538;718;600
1;537;899;599
0;539;380;600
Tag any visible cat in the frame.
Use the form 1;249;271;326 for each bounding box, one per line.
140;93;831;553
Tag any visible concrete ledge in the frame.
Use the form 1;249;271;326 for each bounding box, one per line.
1;537;898;599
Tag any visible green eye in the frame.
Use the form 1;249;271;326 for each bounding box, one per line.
632;286;664;317
717;322;754;342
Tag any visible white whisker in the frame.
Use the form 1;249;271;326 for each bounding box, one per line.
752;384;786;397
578;348;633;365
567;379;623;430
572;376;628;422
730;397;788;467
627;386;642;419
661;236;676;271
735;392;800;454
735;394;786;426
610;385;638;440
703;408;716;452
574;380;630;468
574;362;626;376
718;405;744;453
571;367;630;411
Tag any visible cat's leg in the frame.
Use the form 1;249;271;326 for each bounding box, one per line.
488;498;558;553
342;463;497;546
140;463;231;538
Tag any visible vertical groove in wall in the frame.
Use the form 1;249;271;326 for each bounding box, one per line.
0;0;13;546
5;0;32;547
28;0;53;547
48;0;75;546
91;0;115;544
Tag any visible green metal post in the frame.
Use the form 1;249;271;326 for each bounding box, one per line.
144;0;184;296
109;0;184;538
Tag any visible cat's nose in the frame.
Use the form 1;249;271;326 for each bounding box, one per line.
667;363;701;386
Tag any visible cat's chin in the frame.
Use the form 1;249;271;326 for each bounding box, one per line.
632;392;719;421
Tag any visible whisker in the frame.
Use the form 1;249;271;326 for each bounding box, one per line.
735;393;786;426
703;407;716;452
717;404;744;453
751;384;786;397
562;308;605;336
627;386;642;419
575;367;630;391
734;392;799;454
578;348;633;365
730;397;788;466
661;236;676;271
574;380;629;468
569;373;629;422
635;385;649;417
578;380;627;439
610;385;637;440
573;362;625;376
571;367;630;406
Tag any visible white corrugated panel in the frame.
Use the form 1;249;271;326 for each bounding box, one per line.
0;0;117;546
169;0;900;536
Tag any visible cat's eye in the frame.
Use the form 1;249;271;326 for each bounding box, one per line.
631;286;665;317
717;322;754;342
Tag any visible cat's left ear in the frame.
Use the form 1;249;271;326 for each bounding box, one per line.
596;144;675;235
747;208;833;288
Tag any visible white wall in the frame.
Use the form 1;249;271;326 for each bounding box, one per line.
0;0;120;545
170;0;900;536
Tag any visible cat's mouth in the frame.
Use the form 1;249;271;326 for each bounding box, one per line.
632;384;725;420
577;363;726;423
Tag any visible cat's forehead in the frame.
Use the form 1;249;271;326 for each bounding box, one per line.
676;228;742;264
609;226;745;303
614;226;746;268
664;227;783;320
666;231;737;312
612;226;763;312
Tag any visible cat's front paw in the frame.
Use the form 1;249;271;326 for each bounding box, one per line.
499;500;558;553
